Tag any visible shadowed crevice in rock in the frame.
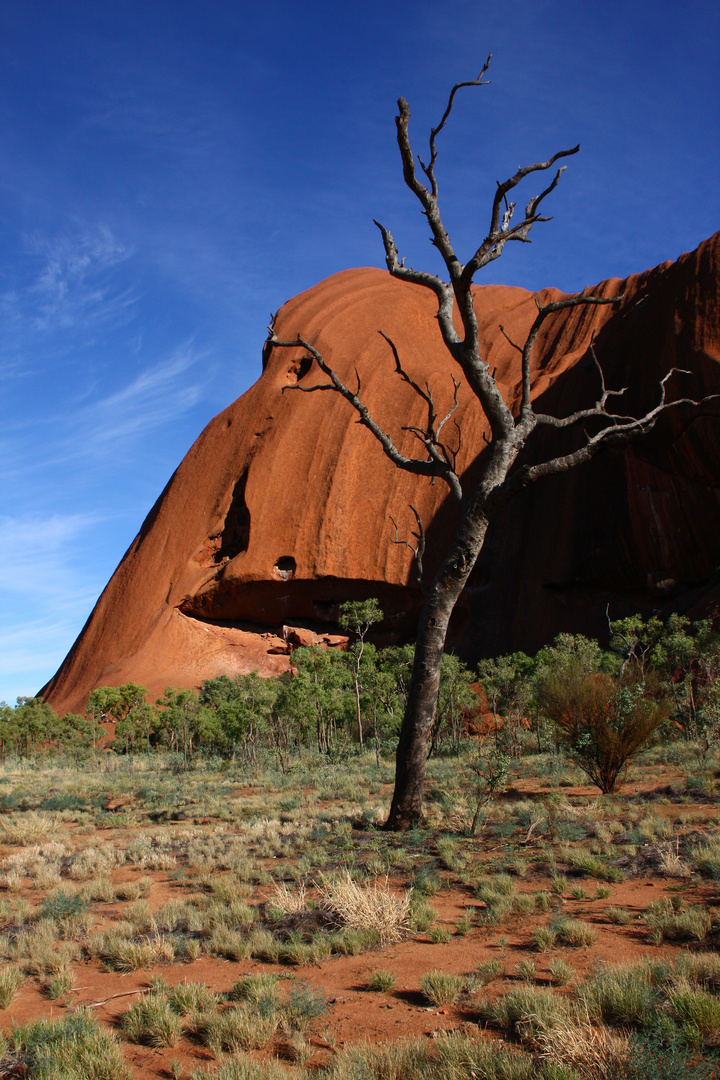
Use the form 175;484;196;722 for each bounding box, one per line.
214;469;251;563
178;577;421;640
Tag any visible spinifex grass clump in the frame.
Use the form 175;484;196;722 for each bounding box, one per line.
692;837;720;880
479;985;571;1038
644;899;711;945
579;964;660;1027
316;871;410;943
0;812;57;846
0;966;24;1008
473;874;516;925
567;850;624;883
668;986;720;1045
420;969;464;1006
121;993;183;1047
366;969;396;993
531;1013;631;1079
6;1009;130;1079
553;917;598;947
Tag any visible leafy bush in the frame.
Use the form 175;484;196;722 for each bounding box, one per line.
538;665;666;794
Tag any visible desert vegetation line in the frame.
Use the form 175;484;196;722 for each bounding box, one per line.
4;605;720;799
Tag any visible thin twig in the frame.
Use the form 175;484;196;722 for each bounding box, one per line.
84;988;150;1009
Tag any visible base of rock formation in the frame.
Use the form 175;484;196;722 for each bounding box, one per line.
42;232;720;714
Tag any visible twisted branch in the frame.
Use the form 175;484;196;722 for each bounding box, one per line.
268;324;463;501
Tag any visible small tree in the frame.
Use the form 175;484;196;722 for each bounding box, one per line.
338;598;383;749
649;614;720;741
430;653;475;757
469;744;510;836
14;696;60;757
477;651;535;755
155;687;201;769
269;60;718;827
201;672;277;763
537;664;666;793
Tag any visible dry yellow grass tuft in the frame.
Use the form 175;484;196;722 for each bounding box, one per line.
316;871;411;943
0;812;57;846
530;1013;631;1079
270;881;308;915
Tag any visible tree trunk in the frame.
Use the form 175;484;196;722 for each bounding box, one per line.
354;676;363;748
385;511;490;829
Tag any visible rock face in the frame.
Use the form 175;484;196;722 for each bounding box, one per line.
43;233;720;715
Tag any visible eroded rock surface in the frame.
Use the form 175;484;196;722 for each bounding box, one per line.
43;234;720;713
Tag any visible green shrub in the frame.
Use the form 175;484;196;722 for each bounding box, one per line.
538;666;666;794
282;980;328;1032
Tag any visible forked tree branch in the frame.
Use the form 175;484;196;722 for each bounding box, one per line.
417;55;493;199
498;291;624;423
268;325;464;502
494;371;720;511
371;55;590;443
378;331;461;472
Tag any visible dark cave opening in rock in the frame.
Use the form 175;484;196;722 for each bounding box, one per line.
213;470;251;563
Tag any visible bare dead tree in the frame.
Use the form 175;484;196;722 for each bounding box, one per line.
268;58;718;829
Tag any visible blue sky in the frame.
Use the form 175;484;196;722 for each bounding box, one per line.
1;1;719;706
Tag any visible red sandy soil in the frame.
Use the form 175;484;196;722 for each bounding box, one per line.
2;774;717;1078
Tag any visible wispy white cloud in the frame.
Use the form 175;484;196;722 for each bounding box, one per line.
24;224;136;331
0;225;137;364
66;341;206;454
0;616;81;683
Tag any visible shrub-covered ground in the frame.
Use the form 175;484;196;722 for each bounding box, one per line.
1;743;720;1079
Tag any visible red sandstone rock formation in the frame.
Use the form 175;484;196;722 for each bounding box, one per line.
43;233;720;715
